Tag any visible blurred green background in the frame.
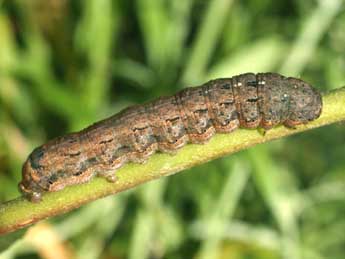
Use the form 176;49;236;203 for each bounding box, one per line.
1;0;345;258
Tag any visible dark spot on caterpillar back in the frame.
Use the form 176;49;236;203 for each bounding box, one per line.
19;72;322;202
29;147;45;170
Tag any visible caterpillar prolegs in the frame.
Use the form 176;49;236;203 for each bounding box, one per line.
19;73;322;202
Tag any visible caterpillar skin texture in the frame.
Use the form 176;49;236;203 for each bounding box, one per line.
19;73;322;202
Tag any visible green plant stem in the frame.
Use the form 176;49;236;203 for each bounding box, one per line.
1;87;345;235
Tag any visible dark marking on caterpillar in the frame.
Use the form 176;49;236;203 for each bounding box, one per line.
19;73;322;202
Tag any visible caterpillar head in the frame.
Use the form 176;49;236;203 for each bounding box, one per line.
284;77;322;127
19;147;45;203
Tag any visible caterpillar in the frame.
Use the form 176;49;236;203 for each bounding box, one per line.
19;73;322;202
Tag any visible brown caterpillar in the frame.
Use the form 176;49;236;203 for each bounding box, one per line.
19;73;322;202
